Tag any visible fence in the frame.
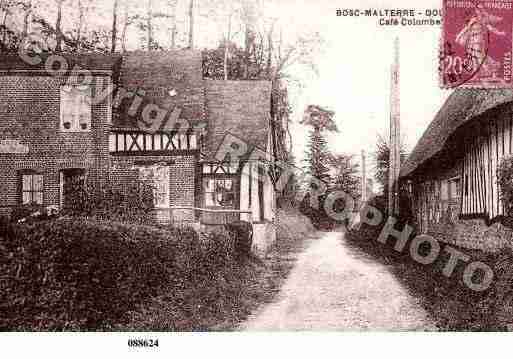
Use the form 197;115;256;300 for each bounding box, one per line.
157;206;253;226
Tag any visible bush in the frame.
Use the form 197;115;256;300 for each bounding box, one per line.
485;248;513;329
62;179;155;225
498;156;513;225
10;203;44;223
0;218;236;330
224;221;253;257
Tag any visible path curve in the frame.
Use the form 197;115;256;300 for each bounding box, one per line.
241;231;437;331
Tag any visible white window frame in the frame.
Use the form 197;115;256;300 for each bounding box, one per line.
448;176;461;200
21;172;44;205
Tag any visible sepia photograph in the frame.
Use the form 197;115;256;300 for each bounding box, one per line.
0;0;512;356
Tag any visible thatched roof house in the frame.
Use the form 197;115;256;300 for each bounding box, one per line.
402;89;513;252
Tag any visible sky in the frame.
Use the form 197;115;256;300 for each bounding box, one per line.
258;0;451;180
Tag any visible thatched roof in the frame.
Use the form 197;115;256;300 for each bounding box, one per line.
401;88;513;178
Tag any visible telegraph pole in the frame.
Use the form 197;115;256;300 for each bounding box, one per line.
388;37;400;216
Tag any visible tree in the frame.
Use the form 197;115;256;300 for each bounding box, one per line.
301;104;337;185
187;0;193;48
21;0;33;39
120;0;131;52
329;153;360;200
0;0;21;52
300;105;337;132
111;0;118;52
304;128;331;185
54;0;63;51
167;0;178;49
374;134;407;196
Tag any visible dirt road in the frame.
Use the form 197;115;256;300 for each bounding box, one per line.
241;230;437;331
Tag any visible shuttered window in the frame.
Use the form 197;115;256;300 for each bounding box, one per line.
60;85;91;132
449;177;461;199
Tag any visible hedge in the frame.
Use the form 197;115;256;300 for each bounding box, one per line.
0;218;235;330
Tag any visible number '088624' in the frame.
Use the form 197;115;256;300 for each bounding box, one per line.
127;338;159;348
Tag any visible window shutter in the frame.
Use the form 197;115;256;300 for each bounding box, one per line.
61;87;74;130
79;87;92;130
60;86;91;131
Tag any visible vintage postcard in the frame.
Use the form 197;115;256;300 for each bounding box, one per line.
0;0;512;357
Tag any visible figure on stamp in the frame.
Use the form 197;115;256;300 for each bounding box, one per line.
455;6;506;82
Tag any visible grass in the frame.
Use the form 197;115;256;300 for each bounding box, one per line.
345;222;504;331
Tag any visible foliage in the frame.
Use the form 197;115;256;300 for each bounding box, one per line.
303;128;331;185
224;220;253;257
301;103;337;185
0;218;237;330
374;134;408;195
498;155;513;219
300;105;338;132
61;179;155;225
10;203;45;223
203;41;259;80
329;153;360;200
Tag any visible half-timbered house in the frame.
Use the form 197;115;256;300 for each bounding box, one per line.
401;89;513;251
0;50;278;251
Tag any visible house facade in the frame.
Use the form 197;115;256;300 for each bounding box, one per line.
401;89;513;252
0;51;277;251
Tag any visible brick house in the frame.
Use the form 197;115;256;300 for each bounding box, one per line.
0;50;277;250
401;89;513;251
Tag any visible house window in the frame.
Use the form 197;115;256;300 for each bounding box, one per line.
21;172;43;205
449;177;461;199
137;165;170;209
60;85;91;132
204;178;235;207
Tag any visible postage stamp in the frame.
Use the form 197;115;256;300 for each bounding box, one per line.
440;0;513;88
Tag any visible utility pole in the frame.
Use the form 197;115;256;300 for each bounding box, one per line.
388;37;401;216
361;149;367;207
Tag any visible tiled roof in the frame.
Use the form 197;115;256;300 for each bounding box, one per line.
113;50;205;128
203;79;272;159
0;52;122;72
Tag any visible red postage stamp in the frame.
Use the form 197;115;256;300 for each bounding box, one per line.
440;0;513;88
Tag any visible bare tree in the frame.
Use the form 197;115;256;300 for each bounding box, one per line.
0;0;13;51
146;0;152;49
121;0;129;52
55;0;64;51
187;0;193;48
240;0;259;79
21;0;33;38
167;0;177;49
111;0;118;52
